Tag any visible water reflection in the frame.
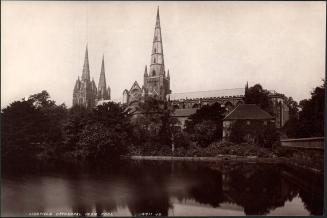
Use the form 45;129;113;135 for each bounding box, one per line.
1;161;324;216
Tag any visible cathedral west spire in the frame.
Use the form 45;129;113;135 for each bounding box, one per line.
144;65;148;77
82;45;90;81
73;44;97;108
97;55;110;101
98;55;106;89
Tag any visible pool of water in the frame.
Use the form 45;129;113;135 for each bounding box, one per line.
1;161;324;216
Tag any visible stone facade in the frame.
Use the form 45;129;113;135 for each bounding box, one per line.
123;8;171;105
169;87;289;129
73;46;111;108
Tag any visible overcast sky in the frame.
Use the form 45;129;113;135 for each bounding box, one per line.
1;1;325;108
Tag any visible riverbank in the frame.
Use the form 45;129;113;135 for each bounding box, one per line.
121;155;324;175
122;155;281;163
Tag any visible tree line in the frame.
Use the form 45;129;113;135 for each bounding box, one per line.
1;81;324;165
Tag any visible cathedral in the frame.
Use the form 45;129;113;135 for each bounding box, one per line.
72;7;290;129
72;46;111;108
122;8;171;105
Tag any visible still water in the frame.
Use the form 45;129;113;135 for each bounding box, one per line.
1;161;324;216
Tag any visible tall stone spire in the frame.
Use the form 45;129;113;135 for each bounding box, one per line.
97;55;110;100
149;6;165;77
81;45;90;81
144;65;148;77
245;81;249;95
99;55;107;89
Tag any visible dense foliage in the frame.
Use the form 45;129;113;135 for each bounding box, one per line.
244;84;274;115
1;91;132;165
128;97;178;155
229;120;280;148
62;103;133;162
185;102;226;147
283;80;325;138
1;91;67;162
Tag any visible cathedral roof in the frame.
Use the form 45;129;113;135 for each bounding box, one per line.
172;108;197;117
168;88;245;100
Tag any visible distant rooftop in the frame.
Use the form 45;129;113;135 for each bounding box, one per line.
168;88;245;100
96;99;122;106
224;104;274;121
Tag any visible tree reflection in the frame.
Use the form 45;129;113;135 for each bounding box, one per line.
125;161;172;216
299;190;323;215
2;160;324;216
224;165;295;215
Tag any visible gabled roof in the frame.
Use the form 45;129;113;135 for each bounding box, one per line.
168;88;245;100
172;108;197;117
130;81;141;92
223;104;273;121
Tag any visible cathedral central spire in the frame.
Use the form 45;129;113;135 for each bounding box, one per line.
81;45;90;81
149;6;165;77
124;7;170;105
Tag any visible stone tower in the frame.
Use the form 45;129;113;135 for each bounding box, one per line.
97;55;111;101
72;45;98;108
144;7;171;100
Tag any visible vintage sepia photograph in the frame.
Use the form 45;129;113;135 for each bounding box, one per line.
1;1;325;217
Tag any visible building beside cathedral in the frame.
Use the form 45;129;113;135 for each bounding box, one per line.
73;46;111;108
122;8;171;106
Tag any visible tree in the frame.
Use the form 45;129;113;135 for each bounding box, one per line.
185;102;226;147
1;91;68;162
131;97;178;154
61;105;91;153
283;97;300;138
63;102;132;162
284;80;325;138
1;99;46;161
230;120;279;148
244;84;274;115
297;80;325;137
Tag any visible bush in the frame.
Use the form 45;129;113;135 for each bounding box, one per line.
230;120;280;149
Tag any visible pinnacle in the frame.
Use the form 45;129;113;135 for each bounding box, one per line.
82;44;90;81
155;6;161;28
98;56;107;90
101;55;105;74
144;65;148;76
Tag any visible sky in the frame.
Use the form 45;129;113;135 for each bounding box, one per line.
1;1;325;108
